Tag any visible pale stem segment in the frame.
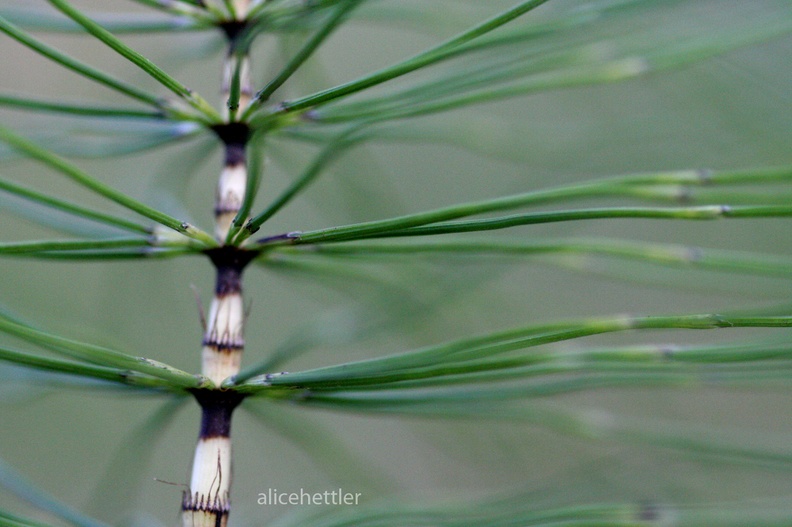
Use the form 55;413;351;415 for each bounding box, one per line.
215;140;249;241
182;390;245;527
216;40;253;240
182;253;253;527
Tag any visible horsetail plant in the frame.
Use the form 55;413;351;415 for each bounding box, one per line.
1;1;792;526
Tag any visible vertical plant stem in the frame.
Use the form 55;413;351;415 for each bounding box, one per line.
182;248;255;527
213;126;251;241
182;7;254;523
182;389;245;527
217;11;254;240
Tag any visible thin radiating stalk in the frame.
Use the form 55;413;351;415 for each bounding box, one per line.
312;14;792;125
241;163;792;245
247;0;553;121
0;178;151;234
0;238;154;255
245;0;364;111
0;16;162;108
0;459;111;527
47;0;222;124
0;345;173;390
232;313;792;392
0;94;163;119
0;315;207;389
279;238;792;279
0;127;217;247
236;125;364;242
281;204;792;245
0;7;208;33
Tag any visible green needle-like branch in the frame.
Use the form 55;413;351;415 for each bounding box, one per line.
47;0;222;124
290;238;792;279
126;0;216;21
0;238;153;256
0;94;164;119
247;165;792;246
0;510;58;527
289;204;792;245
0;459;111;527
0;315;208;389
0;6;209;33
0;128;217;247
250;0;552;117
236;126;364;242
234;313;792;393
0;345;173;389
372;205;792;239
0;177;150;234
0;16;162;107
243;0;365;118
226;53;244;120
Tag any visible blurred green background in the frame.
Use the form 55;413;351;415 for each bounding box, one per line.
1;1;792;525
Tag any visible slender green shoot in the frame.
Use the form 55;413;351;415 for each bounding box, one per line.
0;238;154;256
0;7;209;33
0;178;150;234
283;204;792;245
232;313;792;392
244;165;792;245
47;0;222;124
0;458;111;527
0;345;174;389
0;94;163;119
236;125;364;242
0;314;208;389
0;509;56;527
284;238;792;279
247;0;552;118
0;128;217;247
366;204;792;241
0;16;162;107
222;0;238;20
311;6;792;125
243;0;365;117
12;247;195;260
226;52;244;121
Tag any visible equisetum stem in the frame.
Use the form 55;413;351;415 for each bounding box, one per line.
215;137;249;241
182;248;255;527
182;4;254;523
182;389;245;527
216;25;253;240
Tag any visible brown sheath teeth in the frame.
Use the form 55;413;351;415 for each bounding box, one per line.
202;339;244;352
181;491;230;512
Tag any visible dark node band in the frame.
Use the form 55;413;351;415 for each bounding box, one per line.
204;246;258;295
190;389;246;438
211;122;251;150
218;20;249;48
202;337;244;352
